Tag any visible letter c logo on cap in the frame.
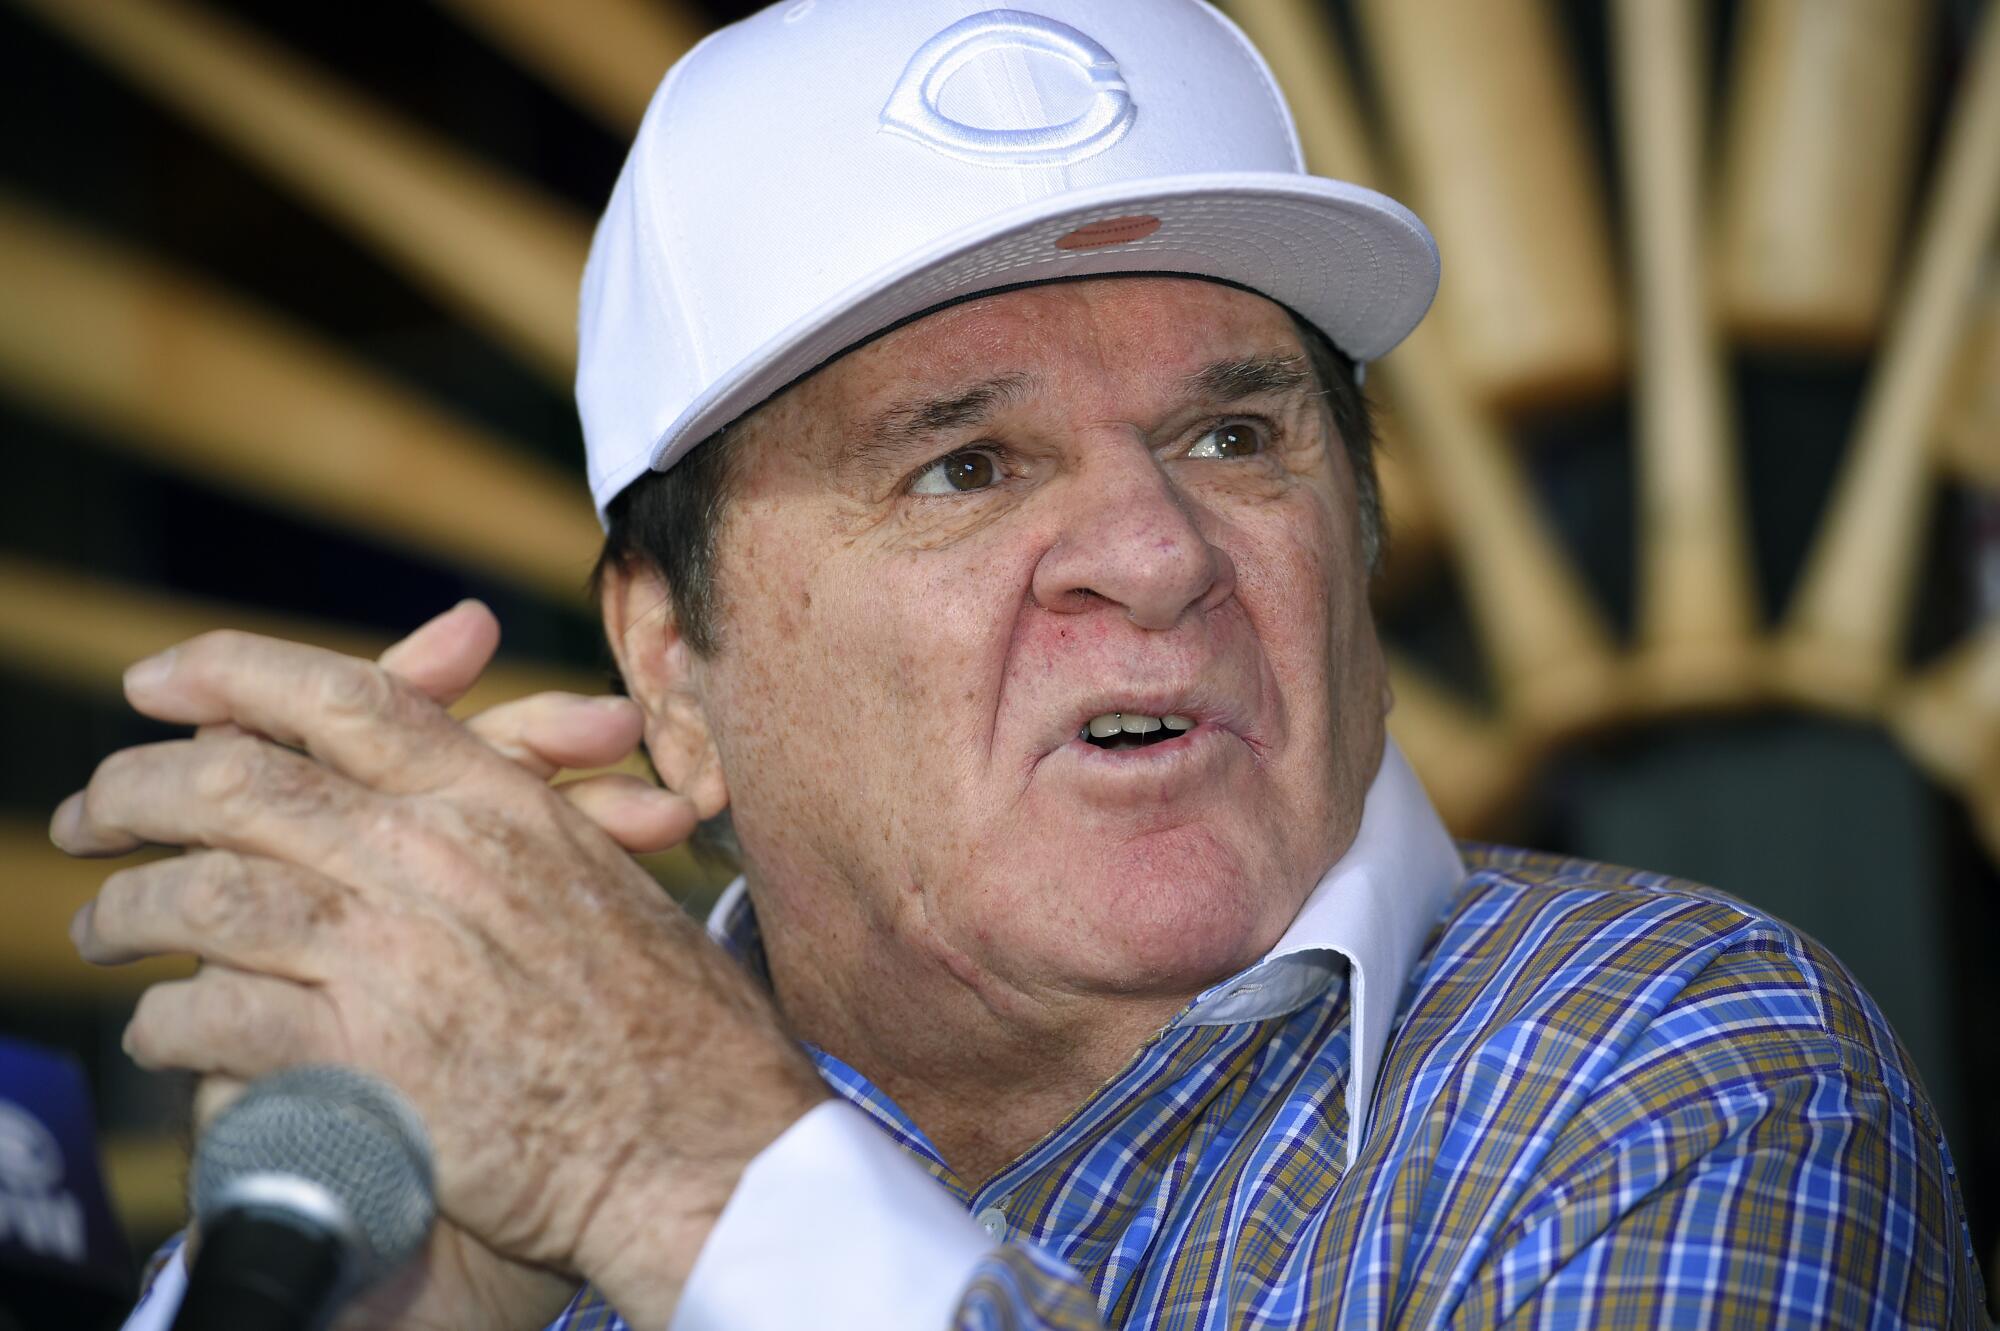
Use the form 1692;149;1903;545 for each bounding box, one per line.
881;10;1135;167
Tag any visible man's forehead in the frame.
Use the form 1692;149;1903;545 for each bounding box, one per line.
770;277;1309;429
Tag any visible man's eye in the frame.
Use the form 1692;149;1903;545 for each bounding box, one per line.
910;448;1000;495
1186;423;1265;459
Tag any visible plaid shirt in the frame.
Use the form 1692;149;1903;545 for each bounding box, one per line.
548;846;1986;1329
131;834;1987;1328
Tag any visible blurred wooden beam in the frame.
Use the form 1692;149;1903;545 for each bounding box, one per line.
0;555;597;716
1370;412;1442;595
1386;657;1537;836
1352;0;1624;412
1938;264;1998;491
1377;324;1628;743
1611;0;1763;712
432;0;708;134
1890;622;2000;795
1712;0;1932;350
0;196;600;602
1977;763;2000;869
1773;4;2000;715
13;0;590;383
100;1132;188;1240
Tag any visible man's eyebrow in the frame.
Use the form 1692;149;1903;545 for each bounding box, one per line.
832;354;1309;477
837;373;1034;475
1181;352;1314;404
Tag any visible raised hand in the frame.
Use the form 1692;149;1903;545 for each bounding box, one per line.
59;608;826;1329
182;602;678;1331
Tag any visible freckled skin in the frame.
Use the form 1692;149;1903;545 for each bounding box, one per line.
618;278;1386;1183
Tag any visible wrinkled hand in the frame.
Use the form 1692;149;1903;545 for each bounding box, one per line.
191;602;681;1330
58;604;826;1328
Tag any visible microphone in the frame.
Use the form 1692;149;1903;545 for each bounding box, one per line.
173;1066;435;1331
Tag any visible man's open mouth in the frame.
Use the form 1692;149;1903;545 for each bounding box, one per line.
1079;712;1195;751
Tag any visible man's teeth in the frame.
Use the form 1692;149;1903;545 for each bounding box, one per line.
1083;712;1195;739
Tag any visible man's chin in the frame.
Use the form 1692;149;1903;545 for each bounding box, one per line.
992;825;1299;1000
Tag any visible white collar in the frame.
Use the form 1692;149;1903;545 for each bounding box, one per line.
1172;739;1465;1165
707;737;1466;1170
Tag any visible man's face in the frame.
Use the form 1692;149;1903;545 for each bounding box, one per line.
686;277;1386;1009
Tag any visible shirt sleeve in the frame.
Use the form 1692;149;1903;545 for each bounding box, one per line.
672;1100;1108;1331
1477;1066;1985;1329
116;1237;187;1331
1452;925;1990;1330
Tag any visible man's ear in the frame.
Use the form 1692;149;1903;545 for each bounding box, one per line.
600;560;730;820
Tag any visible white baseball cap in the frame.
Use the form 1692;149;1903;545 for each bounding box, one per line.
577;0;1440;519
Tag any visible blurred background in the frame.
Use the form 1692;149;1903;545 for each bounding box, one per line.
0;0;1993;1321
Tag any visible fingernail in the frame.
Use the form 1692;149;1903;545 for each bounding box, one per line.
70;901;93;950
123;648;176;693
50;793;82;847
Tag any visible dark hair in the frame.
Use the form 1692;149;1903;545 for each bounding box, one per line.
595;410;745;658
591;306;1381;866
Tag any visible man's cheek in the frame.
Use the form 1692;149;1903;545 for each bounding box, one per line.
1237;528;1339;634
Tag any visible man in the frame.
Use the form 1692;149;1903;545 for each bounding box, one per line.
72;1;1983;1327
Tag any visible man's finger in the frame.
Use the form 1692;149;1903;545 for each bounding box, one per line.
119;630;486;795
52;734;373;865
125;965;344;1078
553;774;700;853
75;849;353;981
464;693;645;780
376;600;502;707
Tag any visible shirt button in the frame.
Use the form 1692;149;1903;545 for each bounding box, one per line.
974;1205;1008;1240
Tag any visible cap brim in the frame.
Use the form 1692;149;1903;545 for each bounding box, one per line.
642;171;1439;480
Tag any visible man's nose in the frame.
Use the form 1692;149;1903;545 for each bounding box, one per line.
1030;446;1236;631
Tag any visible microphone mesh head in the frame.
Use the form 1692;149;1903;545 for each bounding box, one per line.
190;1065;435;1272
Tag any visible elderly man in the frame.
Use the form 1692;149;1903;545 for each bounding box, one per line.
76;1;1982;1328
